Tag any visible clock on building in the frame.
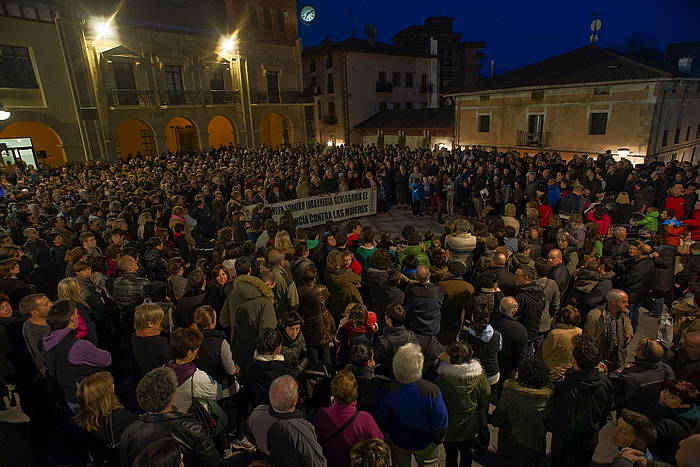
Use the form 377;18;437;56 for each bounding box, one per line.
300;4;316;24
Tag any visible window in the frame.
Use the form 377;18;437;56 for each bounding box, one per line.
266;71;280;103
0;45;38;88
249;7;258;28
687;126;692;142
317;100;321;120
662;130;669;146
696;126;700;140
480;94;490;101
326;55;332;69
588;112;608;135
406;102;413;109
112;62;135;89
674;128;681;144
210;67;225;90
326;73;334;94
327;101;335;116
309;59;316;73
531;90;544;101
263;9;272;30
164;65;184;104
679;57;693;74
378;71;386;83
478;115;490;133
379;102;388;112
393;102;400;109
277;10;285;32
392;72;400;87
309;75;317;89
405;72;413;87
593;87;610;95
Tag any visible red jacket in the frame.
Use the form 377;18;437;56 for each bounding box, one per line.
665;196;686;220
663;223;687;247
684;209;700;241
586;211;611;237
538;204;553;227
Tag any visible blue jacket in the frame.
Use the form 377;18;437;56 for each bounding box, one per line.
375;379;448;450
411;181;424;202
547;183;560;207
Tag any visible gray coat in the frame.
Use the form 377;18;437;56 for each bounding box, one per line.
536;277;561;332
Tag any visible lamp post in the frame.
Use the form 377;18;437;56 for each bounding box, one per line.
617;147;630;158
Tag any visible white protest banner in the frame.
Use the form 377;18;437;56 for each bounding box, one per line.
268;189;377;228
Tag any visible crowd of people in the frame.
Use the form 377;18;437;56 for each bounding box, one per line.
2;142;700;466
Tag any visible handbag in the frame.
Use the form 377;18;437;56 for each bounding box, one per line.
318;410;359;440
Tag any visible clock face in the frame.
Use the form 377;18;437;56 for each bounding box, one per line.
300;5;316;23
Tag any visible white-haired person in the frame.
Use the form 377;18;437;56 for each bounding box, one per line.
374;342;448;467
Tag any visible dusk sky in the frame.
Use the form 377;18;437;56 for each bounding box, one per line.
298;0;700;75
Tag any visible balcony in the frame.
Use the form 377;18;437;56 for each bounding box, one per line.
159;90;202;106
107;89;158;107
376;81;393;93
206;90;241;105
252;90;312;104
516;130;552;148
419;83;433;93
323;115;338;125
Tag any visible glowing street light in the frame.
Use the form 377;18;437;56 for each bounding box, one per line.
219;35;238;55
93;18;114;39
0;102;11;121
617;147;630;158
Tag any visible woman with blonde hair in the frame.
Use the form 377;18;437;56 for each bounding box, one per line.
57;277;97;343
612;191;634;225
132;303;171;375
274;230;295;257
502;203;520;234
75;371;136;464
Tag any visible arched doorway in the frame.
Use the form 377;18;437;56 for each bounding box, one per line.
116;118;156;158
208;115;237;148
259;113;291;147
164;116;200;153
0;121;65;167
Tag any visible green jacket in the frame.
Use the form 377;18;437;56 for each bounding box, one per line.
354;245;376;270
634;210;660;232
507;252;535;273
398;244;430;268
324;267;363;319
490;380;553;464
435;360;490;442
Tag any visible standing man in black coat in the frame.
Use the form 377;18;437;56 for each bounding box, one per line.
650;239;676;318
492;296;527;393
617;242;655;331
547;249;571;298
514;266;546;357
550;335;615;467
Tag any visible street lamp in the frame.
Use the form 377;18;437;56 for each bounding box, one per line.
218;35;238;56
617;147;630;158
0;102;11;121
93;18;114;39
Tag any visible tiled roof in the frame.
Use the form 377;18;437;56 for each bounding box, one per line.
450;45;677;94
354;108;454;130
303;38;432;58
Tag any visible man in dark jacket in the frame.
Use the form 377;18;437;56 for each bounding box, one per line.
174;269;207;327
612;338;674;417
604;227;630;260
437;261;474;345
617;243;655;331
548;249;571;297
120;367;219;467
514;266;546;357
346;343;388;416
374;304;419;378
248;375;326;467
550;335;615;467
667;332;700;389
486;253;516;297
650;241;676;318
112;255;150;333
492;296;528;385
405;265;444;337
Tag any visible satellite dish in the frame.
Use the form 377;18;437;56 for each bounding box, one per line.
589;33;599;43
590;18;602;32
364;24;377;39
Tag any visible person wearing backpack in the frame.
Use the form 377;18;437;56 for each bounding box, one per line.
373;304;419;379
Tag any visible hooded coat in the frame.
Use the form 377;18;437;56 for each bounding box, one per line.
490;380;554;465
324;267;363;319
220;275;276;372
398;244;431;268
435;360;490;442
507;252;535;273
297;282;335;347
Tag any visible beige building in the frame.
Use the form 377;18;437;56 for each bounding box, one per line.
302;38;438;145
447;46;700;162
0;0;311;166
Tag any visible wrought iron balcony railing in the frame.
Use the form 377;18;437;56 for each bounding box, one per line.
516;130;552;148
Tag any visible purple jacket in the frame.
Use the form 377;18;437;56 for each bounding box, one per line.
42;328;112;367
312;401;383;467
